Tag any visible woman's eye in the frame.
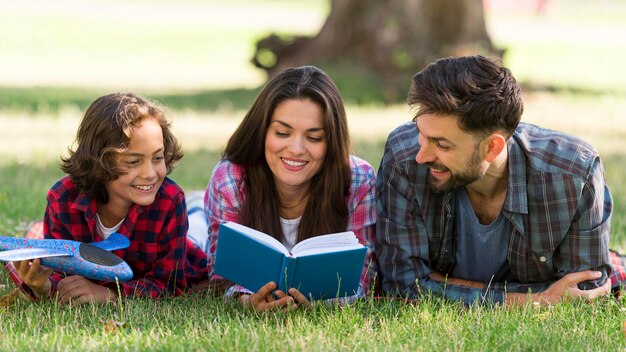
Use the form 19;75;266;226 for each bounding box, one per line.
307;136;323;142
126;160;140;166
275;131;289;137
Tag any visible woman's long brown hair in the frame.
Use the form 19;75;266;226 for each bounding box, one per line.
223;66;351;243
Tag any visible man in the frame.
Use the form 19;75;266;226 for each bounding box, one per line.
375;55;621;306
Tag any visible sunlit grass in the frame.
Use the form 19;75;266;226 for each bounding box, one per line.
0;287;625;351
0;0;327;90
2;0;626;350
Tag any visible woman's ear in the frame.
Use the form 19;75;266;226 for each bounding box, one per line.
482;133;506;163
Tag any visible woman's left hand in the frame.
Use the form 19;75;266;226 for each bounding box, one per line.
281;288;311;308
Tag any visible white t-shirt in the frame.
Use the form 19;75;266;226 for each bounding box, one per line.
280;216;301;252
96;214;125;240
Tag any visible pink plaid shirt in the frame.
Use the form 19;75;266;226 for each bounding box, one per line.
204;155;377;300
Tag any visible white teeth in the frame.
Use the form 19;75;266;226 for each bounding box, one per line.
283;159;306;167
134;185;153;191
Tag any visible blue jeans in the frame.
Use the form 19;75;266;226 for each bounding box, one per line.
186;190;209;254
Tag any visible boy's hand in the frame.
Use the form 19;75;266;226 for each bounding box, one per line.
13;259;53;298
56;276;116;305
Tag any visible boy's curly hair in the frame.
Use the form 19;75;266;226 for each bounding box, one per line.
61;93;183;204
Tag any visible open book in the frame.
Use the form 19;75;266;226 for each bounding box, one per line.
213;222;367;300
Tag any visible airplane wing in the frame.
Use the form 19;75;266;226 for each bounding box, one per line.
0;248;71;262
91;232;130;252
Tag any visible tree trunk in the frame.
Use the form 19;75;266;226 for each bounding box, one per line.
252;0;503;101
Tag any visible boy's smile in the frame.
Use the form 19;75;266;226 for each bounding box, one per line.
99;118;166;226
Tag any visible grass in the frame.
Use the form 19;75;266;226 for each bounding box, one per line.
2;0;626;351
1;288;625;351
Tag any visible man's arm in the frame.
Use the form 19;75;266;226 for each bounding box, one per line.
429;270;610;307
558;157;613;284
375;134;508;305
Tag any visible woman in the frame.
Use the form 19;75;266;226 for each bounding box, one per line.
194;66;377;311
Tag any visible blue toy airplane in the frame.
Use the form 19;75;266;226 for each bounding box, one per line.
0;233;133;282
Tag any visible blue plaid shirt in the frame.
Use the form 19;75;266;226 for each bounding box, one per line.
376;121;613;305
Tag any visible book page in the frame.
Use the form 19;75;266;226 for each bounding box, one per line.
222;222;289;256
291;231;363;257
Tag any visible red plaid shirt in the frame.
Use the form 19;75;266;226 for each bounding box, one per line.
39;175;208;298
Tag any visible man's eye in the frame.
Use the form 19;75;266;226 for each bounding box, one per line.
437;144;450;151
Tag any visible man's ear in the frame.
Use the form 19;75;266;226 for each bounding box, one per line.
482;133;506;163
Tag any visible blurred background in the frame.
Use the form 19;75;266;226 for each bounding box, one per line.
1;0;625;244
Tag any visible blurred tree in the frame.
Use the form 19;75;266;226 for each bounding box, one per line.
252;0;503;102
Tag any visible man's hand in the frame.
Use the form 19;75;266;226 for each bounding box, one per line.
506;270;611;307
13;259;53;298
535;270;610;305
56;276;116;305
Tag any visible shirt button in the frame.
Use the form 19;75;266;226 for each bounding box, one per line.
539;256;546;262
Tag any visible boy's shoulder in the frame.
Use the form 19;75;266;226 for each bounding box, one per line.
158;177;184;201
47;175;79;202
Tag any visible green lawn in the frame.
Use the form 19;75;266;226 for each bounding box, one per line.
2;0;626;350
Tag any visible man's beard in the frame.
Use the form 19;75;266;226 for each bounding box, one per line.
426;147;483;193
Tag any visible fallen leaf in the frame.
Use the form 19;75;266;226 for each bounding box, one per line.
0;289;29;309
101;319;128;333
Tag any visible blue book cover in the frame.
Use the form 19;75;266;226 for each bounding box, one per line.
213;222;366;300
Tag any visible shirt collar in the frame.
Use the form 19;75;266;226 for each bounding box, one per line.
504;135;529;214
72;192;97;220
71;192;144;222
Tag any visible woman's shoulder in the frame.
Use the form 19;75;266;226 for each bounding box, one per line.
348;155;376;181
208;159;246;190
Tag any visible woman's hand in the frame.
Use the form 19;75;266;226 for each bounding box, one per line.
56;275;116;305
13;259;53;298
239;282;296;312
284;288;311;308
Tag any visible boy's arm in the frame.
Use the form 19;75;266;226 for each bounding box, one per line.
105;197;189;298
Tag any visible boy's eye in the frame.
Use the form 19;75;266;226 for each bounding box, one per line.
154;155;165;161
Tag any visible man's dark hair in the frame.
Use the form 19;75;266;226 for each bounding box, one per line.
408;55;523;138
